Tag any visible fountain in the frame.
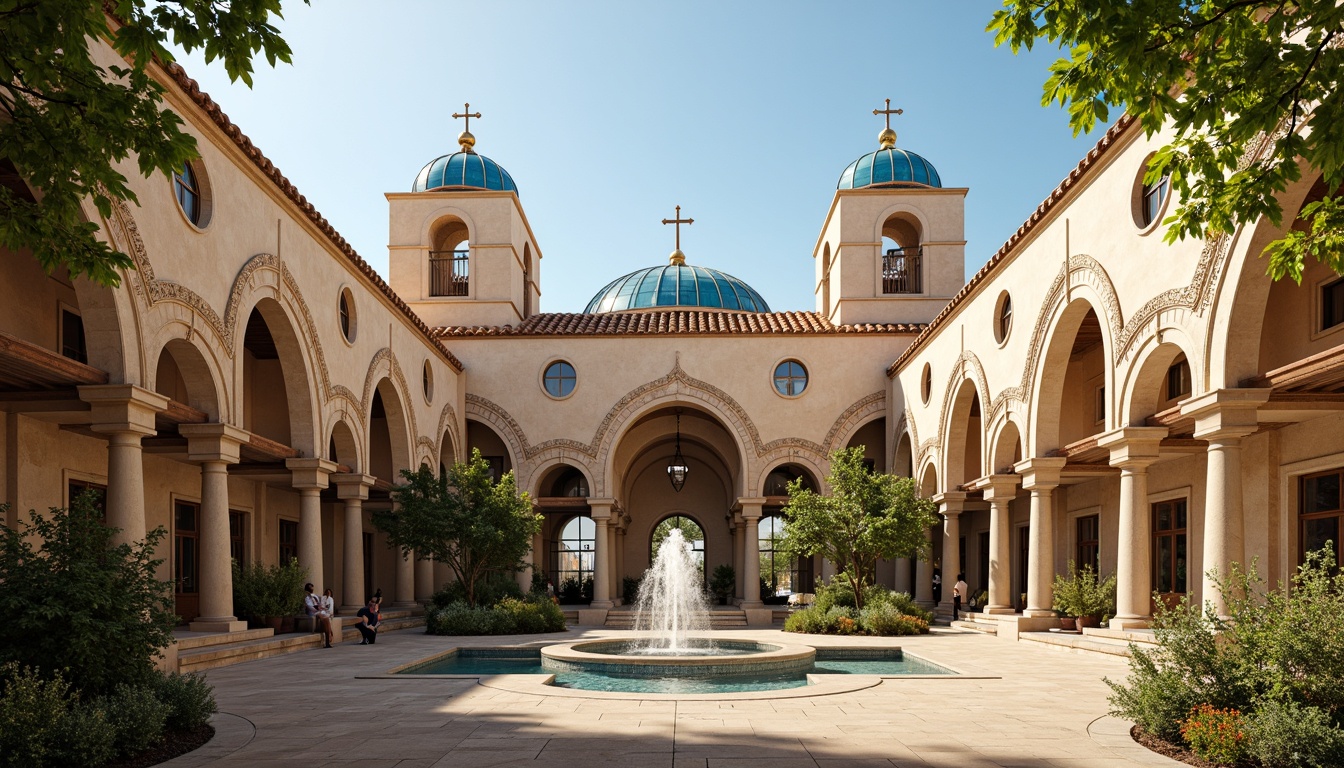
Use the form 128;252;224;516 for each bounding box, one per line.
541;528;816;677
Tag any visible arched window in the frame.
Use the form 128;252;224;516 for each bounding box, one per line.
651;515;704;571
173;162;203;225
550;468;589;497
553;516;595;595
759;515;794;597
764;465;815;497
1141;175;1170;227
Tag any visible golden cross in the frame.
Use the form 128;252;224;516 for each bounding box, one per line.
661;205;694;250
452;102;482;133
873;98;903;130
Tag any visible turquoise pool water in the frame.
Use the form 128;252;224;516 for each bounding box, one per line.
397;648;952;693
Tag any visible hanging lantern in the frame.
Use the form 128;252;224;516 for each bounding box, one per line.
667;410;690;492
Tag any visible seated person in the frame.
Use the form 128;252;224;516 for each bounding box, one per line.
303;582;335;649
355;600;381;645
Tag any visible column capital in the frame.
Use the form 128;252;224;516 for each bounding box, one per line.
1098;426;1168;469
588;497;616;521
79;384;169;437
332;472;376;500
1180;388;1270;441
179;423;249;464
735;497;767;520
1014;457;1067;491
972;474;1020;501
932;491;967;516
287;457;337;490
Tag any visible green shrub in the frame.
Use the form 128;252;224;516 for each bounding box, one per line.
783;606;827;634
558;577;584;604
0;664;115;768
710;564;736;603
1180;704;1248;765
0;498;177;696
622;576;642;605
860;603;928;636
100;682;169;757
878;590;934;623
50;698;117;768
232;558;309;618
432;573;522;609
1245;699;1344;768
1052;560;1116;619
153;671;217;731
427;596;565;635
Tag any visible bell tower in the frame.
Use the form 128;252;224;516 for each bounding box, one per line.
387;105;541;329
815;101;966;326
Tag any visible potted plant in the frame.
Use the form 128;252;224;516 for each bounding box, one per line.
1052;560;1116;630
710;564;736;605
272;558;308;633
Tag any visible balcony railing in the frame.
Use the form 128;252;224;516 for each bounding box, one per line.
882;246;922;294
429;250;469;297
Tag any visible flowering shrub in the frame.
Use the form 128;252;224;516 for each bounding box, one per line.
1180;705;1247;766
834;616;858;635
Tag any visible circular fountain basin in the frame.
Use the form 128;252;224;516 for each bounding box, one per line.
541;638;816;678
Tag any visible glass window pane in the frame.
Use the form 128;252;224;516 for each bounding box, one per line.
677;266;698;305
715;275;741;310
695;270;721;308
1155;504;1171;532
1304;473;1342;514
1174;533;1187;593
1156;535;1173;593
1175;499;1187;530
1304;516;1339;560
656;266;678;305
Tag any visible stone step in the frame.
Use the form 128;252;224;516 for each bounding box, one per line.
173;627;274;650
950;619;998;635
1082;626;1159;646
1019;630;1135;658
179;615;424;673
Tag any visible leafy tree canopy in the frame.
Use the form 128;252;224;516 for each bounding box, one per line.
376;449;541;608
779;447;938;611
0;0;301;286
0;493;177;696
989;0;1344;282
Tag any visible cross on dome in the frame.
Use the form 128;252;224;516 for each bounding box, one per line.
452;102;483;153
661;205;694;265
873;98;903;149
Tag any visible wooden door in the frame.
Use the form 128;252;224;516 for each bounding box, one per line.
174;501;200;623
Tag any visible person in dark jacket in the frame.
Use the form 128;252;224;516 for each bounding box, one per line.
355;600;381;645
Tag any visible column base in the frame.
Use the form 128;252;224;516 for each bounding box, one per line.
1022;608;1058;619
982;606;1017;615
1109;616;1152;630
188;617;248;633
392;600;419;609
577;607;610;626
589;599;614;609
739;600;764;610
743;608;774;627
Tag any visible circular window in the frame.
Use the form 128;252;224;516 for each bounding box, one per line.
543;360;576;398
920;363;932;404
773;360;808;397
994;291;1013;344
338;288;357;343
422;360;434;403
1132;155;1171;230
172;160;212;229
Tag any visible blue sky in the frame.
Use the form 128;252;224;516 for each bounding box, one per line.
177;1;1098;315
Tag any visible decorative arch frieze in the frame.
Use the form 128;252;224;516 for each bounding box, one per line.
822;391;886;453
360;348;420;444
433;401;461;464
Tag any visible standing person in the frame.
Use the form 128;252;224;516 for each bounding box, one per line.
953;573;969;619
304;583;335;648
355;599;381;645
931;568;942;605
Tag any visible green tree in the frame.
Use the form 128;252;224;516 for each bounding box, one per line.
989;1;1344;282
0;493;177;696
0;0;301;286
376;449;541;608
778;447;938;611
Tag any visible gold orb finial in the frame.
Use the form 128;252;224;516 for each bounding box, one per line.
458;130;476;153
878;127;897;148
669;248;686;266
452;102;482;154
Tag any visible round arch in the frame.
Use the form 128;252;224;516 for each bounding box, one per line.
893;431;915;478
599;394;752;499
1028;294;1116;456
918;460;939;498
988;417;1024;476
532;460;595;498
150;334;225;420
1121;330;1200;426
649;512;707;567
757;457;824;496
233;295;321;455
941;377;985;488
367;377;414;482
328;418;362;472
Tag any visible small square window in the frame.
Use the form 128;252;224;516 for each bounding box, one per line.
61;309;87;364
1094;385;1106;425
1166;360;1191;401
1323;277;1344;331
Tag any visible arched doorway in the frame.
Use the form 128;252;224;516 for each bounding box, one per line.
553;515;595;604
651;514;705;572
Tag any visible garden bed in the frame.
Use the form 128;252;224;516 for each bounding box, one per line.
105;725;215;768
1132;725;1247;768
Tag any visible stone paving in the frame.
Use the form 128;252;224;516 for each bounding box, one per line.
162;626;1182;768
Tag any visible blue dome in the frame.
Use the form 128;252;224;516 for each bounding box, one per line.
584;264;770;314
837;147;941;190
412;152;518;194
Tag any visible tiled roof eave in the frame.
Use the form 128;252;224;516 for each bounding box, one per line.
434;311;926;338
157;61;465;374
885;114;1138;379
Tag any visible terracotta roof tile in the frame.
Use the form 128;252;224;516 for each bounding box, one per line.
886;114;1138;378
434;311;925;338
159;62;465;374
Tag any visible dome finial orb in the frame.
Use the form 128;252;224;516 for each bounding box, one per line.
452;103;482;154
457;130;476;153
878;127;897;148
669;248;686;266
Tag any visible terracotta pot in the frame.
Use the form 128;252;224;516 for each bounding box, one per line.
1076;615;1100;630
280;616;295;634
1060;617;1077;631
264;616;283;632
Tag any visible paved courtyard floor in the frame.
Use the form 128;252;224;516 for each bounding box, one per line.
163;626;1181;768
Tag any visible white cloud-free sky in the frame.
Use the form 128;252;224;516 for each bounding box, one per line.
176;0;1100;314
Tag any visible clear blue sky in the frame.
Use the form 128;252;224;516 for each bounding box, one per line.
177;1;1098;315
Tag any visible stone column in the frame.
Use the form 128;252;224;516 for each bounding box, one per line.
739;498;765;608
589;498;615;608
394;536;416;608
415;553;435;603
614;523;626;604
181;424;248;633
894;558;912;594
934;492;967;619
733;515;746;600
332;473;374;613
974;475;1021;615
1015;458;1067;618
79;385;168;547
916;525;935;608
1183;390;1267;618
1099;427;1167;629
287;458;336;591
